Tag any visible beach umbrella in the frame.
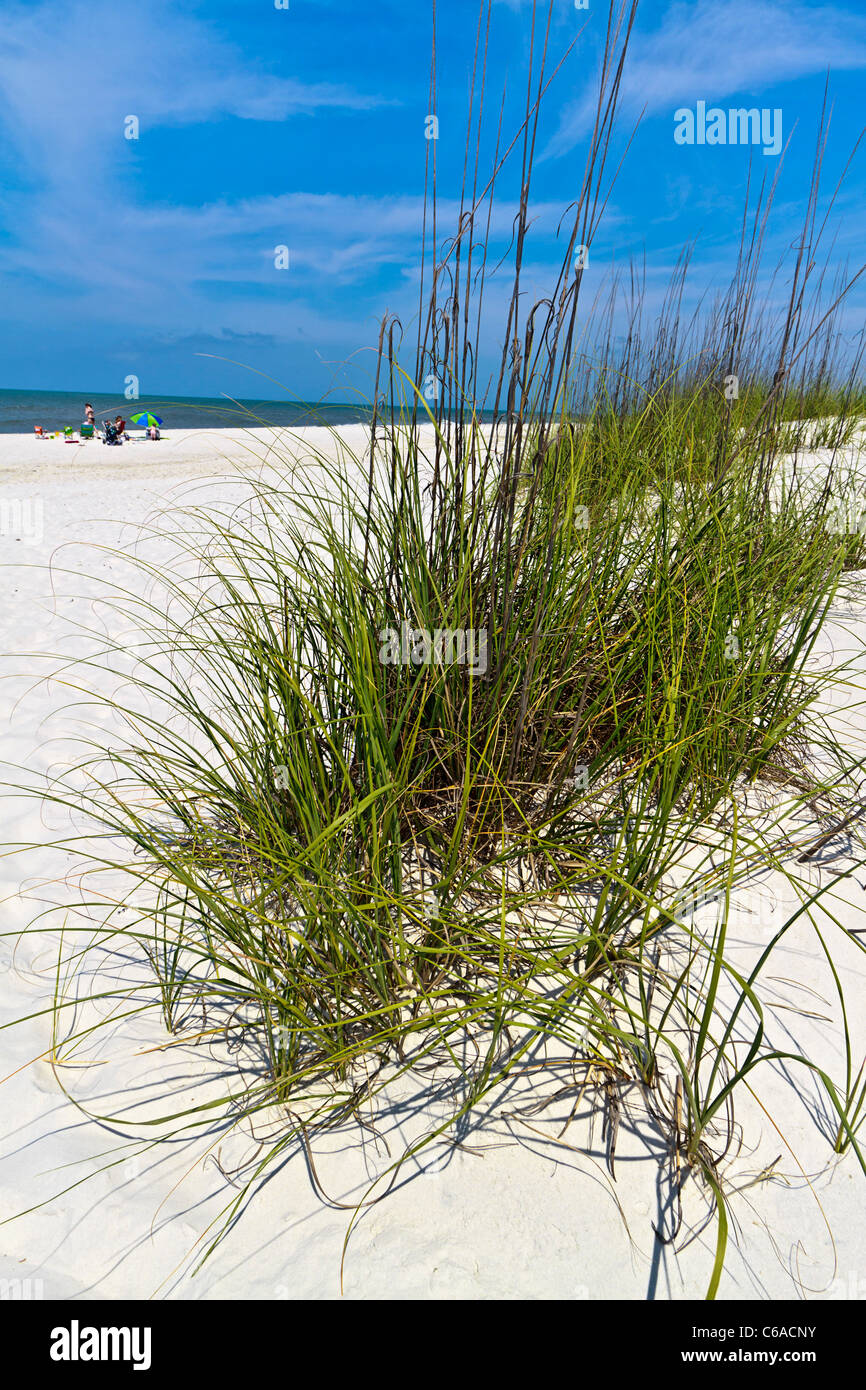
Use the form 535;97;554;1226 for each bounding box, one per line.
129;412;164;427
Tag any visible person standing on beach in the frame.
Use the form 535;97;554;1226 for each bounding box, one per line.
83;403;96;429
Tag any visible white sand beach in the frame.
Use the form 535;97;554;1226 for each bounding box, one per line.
1;426;865;1301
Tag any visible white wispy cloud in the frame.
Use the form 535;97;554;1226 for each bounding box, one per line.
546;0;866;157
0;179;579;354
0;0;413;346
0;0;387;189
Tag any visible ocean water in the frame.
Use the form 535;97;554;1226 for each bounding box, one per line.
0;388;374;434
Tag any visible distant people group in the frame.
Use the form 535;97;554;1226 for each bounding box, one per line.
81;403;126;442
79;404;159;443
34;404;159;445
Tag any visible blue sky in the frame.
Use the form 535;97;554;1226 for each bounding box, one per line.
0;0;864;404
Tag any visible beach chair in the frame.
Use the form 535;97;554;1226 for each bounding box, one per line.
80;424;94;439
64;427;79;444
